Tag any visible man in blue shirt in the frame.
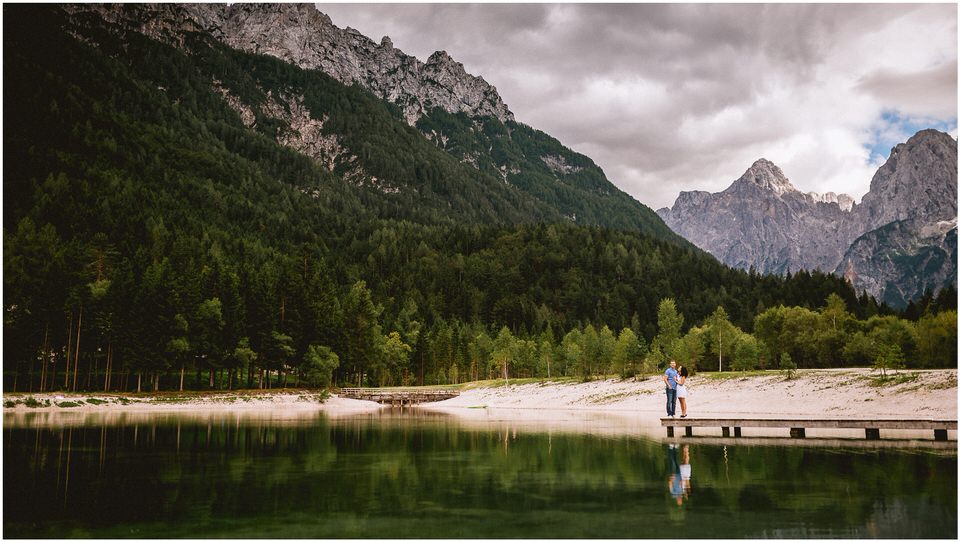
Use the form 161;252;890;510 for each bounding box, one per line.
663;360;678;417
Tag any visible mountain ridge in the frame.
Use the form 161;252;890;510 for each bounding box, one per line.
61;2;682;242
68;3;515;126
658;130;958;305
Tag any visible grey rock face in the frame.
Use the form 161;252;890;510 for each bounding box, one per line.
540;154;583;175
809;191;855;211
659;130;958;304
658;158;856;274
856;129;957;230
186;3;513;125
838;218;957;306
67;3;513;126
834;130;958;303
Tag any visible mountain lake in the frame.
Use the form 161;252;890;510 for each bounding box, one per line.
3;409;956;538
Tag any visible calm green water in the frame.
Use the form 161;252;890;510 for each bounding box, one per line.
4;411;957;538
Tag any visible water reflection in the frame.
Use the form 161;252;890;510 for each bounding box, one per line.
667;444;692;506
3;410;957;538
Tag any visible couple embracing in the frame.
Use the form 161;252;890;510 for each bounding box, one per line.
663;360;689;418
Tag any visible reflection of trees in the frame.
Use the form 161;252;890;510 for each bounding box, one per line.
3;419;957;538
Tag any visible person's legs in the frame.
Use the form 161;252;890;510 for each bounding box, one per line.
678;397;687;417
665;388;676;416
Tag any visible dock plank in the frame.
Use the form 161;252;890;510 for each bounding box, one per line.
660;417;956;440
663;436;958;450
660;418;957;430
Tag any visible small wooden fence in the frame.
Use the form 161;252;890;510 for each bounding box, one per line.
339;387;460;406
661;417;957;441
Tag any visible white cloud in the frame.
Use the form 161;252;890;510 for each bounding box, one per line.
318;3;957;209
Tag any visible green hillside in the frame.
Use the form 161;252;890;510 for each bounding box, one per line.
416;109;678;236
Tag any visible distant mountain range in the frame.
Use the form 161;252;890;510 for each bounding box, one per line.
658;130;958;306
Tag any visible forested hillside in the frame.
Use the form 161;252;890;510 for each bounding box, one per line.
4;6;955;392
415;109;676;235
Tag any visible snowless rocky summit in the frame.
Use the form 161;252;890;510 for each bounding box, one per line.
658;130;957;305
658;158;858;274
188;3;513;126
71;3;514;126
857;129;957;232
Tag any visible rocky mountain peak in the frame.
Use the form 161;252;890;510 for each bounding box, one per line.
729;158;797;195
427;50;454;64
424;50;472;82
74;3;515;126
858;128;957;229
658;129;957;305
909;128;956;145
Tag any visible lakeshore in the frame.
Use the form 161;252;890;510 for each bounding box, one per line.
4;368;956;421
2;390;381;417
4;368;957;538
429;368;958;419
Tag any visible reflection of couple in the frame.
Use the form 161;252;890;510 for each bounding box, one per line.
667;444;692;505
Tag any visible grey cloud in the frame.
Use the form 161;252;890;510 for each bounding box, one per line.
857;62;958;118
317;3;957;209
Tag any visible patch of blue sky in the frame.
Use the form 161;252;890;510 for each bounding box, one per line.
866;110;957;165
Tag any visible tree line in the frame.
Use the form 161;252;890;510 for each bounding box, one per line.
6;212;956;392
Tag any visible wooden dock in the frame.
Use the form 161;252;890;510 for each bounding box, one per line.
661;417;957;441
339;387;460;406
663;435;958;451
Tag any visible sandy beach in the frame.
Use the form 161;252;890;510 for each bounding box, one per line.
414;368;958;441
2;390;382;417
428;368;958;419
3;369;956;423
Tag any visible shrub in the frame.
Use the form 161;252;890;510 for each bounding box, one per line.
873;343;905;379
779;352;797;380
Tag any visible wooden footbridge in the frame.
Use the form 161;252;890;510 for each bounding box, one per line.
339;387;460;406
662;417;957;441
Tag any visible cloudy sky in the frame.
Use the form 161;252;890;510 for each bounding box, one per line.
319;3;957;209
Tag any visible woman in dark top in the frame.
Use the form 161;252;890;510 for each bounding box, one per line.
676;365;689;418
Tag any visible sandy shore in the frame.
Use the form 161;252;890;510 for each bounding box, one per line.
412;369;957;441
4;369;956;426
426;368;958;419
2;390;383;416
